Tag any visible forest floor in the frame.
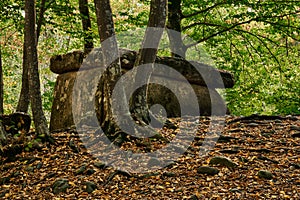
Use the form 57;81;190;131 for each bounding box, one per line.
0;115;300;199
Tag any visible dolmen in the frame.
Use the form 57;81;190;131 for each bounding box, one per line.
49;48;235;131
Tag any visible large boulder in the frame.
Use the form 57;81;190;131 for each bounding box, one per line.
49;49;234;131
0;112;31;135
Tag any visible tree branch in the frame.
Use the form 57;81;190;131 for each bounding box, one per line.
181;2;226;19
186;18;256;48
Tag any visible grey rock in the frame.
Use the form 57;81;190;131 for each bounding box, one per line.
257;170;273;180
230;188;242;193
52;178;69;194
292;132;300;138
219;149;240;154
36;162;43;169
25;166;34;172
248;123;259;127
290;125;300;131
94;162;106;169
86;168;96;175
290;163;300;169
75;164;86;175
197;166;219;175
163;172;176;177
209;156;238;169
85;181;97;194
189;194;199;200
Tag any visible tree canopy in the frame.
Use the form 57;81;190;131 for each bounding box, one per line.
0;0;299;117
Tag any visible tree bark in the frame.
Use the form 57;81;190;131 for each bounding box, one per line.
17;0;47;113
16;43;30;113
0;46;3;114
94;0;129;141
0;48;5;150
166;0;187;58
130;0;167;124
36;0;47;43
0;122;6;152
25;0;49;136
79;0;94;54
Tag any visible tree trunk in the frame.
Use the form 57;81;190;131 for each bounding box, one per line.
17;0;47;113
0;48;5;151
0;46;3;114
0;122;6;152
36;0;47;43
130;0;167;124
16;43;30;113
94;0;129;141
79;0;94;54
25;0;49;136
166;0;187;58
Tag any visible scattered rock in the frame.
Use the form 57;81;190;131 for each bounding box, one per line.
230;188;242;193
25;166;34;172
197;166;219;175
86;168;96;175
291;132;300;138
26;157;37;164
274;119;282;123
248;123;259;127
257;156;279;164
46;172;56;179
189;194;199;200
94;162;106;169
69;139;80;153
162;172;176;177
209;156;238;169
50;155;60;160
0;189;9;198
75;164;86;175
0;112;31;135
249;148;273;153
257;170;273;180
0;176;10;185
85;181;97;194
36;162;43;169
290;125;300;131
238;156;249;163
261;131;275;137
219;149;240;154
290;163;300;169
13;171;21;177
52;178;70;194
217;135;238;143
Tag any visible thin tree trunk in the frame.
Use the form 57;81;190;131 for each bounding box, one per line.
130;0;167;124
0;46;3;114
166;0;186;58
79;0;94;54
0;46;5;151
16;43;30;113
17;0;47;113
25;0;49;136
36;0;47;44
0;122;6;152
94;0;129;141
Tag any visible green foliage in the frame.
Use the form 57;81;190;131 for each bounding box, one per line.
180;0;300;115
0;0;299;119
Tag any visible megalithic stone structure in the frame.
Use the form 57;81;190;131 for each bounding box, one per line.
49;49;234;132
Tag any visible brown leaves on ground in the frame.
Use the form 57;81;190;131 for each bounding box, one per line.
0;115;299;199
